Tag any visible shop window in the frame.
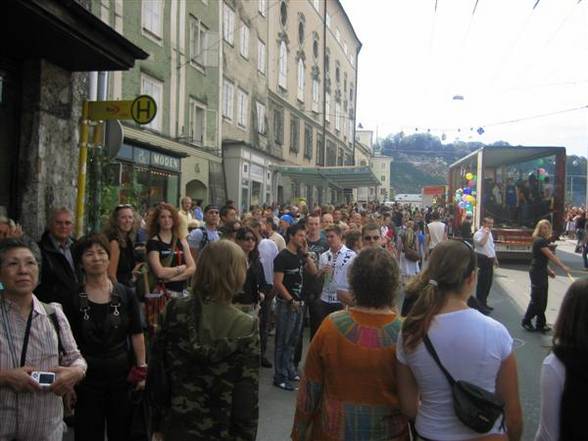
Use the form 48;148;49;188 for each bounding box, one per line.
241;186;249;213
252;181;262;206
141;74;163;132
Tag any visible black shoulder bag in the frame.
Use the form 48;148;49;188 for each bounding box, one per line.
423;335;505;434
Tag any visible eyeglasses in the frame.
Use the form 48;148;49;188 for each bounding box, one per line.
363;235;380;241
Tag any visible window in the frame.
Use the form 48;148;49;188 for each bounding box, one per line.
381;163;386;169
335;66;340;83
278;41;287;89
237;89;248;128
381;176;386;182
297;59;305;101
273;108;284;144
336;28;341;43
189;16;208;67
142;0;163;39
258;0;267;16
240;21;249;58
290;116;300;153
257;39;266;73
348;113;354;139
326;12;331;29
222;79;234;120
313;0;320;11
189;99;206;145
325;92;330;122
280;1;287;26
256;101;266;134
343;42;348;57
141;74;163;131
223;3;235;45
304;125;313;159
312;78;319;112
298;22;305;44
335;101;341;131
313;39;319;58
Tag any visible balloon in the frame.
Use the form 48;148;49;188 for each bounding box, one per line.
465;195;475;203
463;188;472;195
468;180;475;188
462;195;469;202
458;201;466;208
465;202;472;209
538;168;546;175
538;174;545;181
465;173;474;181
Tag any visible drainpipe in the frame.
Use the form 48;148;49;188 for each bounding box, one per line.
321;0;328;204
218;0;225;206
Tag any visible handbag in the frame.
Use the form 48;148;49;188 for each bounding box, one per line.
423;335;505;433
403;236;420;262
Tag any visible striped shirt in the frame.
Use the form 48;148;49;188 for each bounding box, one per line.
0;294;87;441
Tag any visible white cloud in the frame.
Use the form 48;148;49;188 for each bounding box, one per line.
341;0;588;157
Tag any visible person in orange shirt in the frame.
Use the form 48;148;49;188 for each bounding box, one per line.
291;247;409;441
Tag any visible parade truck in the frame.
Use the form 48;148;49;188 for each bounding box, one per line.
448;146;566;259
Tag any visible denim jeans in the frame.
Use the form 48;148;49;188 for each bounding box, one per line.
274;299;303;384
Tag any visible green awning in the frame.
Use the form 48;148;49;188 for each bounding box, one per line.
271;165;381;189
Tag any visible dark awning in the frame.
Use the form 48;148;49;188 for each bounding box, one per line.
271;165;381;189
2;0;148;71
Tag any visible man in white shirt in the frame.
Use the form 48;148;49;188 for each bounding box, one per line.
474;217;498;313
425;211;447;258
315;225;356;331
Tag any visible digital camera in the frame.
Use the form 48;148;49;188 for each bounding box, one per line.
31;371;55;388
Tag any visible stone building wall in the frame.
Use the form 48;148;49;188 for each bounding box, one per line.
18;59;88;239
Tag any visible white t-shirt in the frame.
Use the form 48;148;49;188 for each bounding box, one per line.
396;309;513;440
535;353;565;441
258;238;279;287
473;228;496;258
427;221;446;250
318;245;356;304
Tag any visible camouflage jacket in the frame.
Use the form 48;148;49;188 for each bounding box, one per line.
150;296;260;441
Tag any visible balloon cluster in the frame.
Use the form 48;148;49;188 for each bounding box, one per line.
537;168;547;182
454;172;477;215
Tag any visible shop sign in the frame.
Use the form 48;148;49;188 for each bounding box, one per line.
151;152;180;171
134;147;150;166
250;164;264;180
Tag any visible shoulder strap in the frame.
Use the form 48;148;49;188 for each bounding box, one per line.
423;334;456;386
41;302;64;355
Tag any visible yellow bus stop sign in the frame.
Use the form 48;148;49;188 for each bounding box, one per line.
87;95;157;124
131;95;157;124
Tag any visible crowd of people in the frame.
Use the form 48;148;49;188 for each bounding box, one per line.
0;198;586;441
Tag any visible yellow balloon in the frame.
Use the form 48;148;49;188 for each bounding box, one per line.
466;195;475;203
465;172;474;181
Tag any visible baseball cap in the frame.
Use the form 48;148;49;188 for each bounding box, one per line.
280;214;295;225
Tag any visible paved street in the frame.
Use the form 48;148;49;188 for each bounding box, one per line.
256;239;587;441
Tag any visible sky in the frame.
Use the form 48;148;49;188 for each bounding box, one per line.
340;0;588;157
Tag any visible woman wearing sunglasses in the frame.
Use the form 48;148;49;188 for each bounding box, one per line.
233;226;271;317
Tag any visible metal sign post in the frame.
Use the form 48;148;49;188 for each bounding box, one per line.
75;96;157;237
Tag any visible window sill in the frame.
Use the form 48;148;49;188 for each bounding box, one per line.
189;62;206;74
142;28;164;46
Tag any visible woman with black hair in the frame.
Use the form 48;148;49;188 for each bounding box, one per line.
233;226;270;317
535;278;588;441
66;234;146;441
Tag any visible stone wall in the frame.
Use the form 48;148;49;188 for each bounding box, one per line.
18;59;88;239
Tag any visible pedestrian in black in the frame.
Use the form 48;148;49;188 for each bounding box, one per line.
66;234;146;441
522;220;570;333
36;207;78;305
473;217;496;314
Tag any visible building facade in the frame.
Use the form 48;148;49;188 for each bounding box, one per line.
353;129;393;202
91;0;225;213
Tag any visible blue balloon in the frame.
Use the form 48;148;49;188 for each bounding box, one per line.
463;188;472;195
